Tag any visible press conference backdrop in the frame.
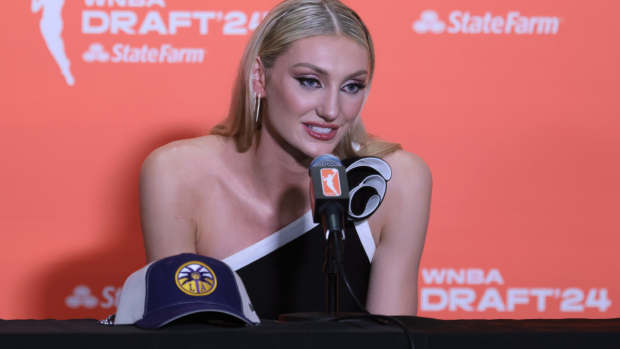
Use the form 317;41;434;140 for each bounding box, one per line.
1;0;618;320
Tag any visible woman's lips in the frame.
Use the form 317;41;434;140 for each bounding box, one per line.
303;123;339;141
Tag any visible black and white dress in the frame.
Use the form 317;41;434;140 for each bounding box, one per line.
223;210;375;319
223;157;390;319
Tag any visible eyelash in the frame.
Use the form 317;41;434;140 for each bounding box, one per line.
296;77;321;89
342;82;366;94
295;77;366;95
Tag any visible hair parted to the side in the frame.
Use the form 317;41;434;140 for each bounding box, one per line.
210;0;401;159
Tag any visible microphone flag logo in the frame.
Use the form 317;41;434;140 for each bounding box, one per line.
320;168;341;196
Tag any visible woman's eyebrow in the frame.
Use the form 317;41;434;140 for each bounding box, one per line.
346;70;369;79
291;62;368;79
291;62;328;75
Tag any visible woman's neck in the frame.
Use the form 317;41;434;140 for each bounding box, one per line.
248;127;311;207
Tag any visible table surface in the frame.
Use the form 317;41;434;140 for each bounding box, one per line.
2;317;620;349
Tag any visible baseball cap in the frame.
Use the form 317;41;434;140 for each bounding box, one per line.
114;253;260;328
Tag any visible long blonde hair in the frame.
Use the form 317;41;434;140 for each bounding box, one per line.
210;0;401;158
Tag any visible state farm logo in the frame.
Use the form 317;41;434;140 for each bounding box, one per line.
65;285;98;308
413;10;561;35
82;43;110;62
65;285;122;309
32;0;267;86
413;10;445;34
82;42;204;63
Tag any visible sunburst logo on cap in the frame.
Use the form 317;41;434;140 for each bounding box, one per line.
175;261;217;296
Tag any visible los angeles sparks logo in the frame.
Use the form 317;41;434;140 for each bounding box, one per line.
175;261;217;296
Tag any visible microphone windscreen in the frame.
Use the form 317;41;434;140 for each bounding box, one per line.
310;154;342;171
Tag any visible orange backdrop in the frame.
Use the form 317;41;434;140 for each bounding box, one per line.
1;0;618;320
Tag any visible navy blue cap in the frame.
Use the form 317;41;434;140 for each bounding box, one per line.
114;253;260;328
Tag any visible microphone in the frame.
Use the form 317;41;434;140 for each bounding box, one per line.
309;154;350;238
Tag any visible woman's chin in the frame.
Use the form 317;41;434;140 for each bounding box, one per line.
301;143;339;160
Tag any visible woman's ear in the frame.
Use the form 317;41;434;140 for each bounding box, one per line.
251;57;266;97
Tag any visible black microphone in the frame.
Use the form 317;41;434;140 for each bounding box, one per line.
309;154;350;237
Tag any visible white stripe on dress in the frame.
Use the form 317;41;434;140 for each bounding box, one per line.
223;210;375;270
354;220;375;262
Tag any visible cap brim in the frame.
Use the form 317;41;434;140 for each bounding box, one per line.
135;301;259;328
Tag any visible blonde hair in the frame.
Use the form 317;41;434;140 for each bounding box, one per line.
210;0;401;158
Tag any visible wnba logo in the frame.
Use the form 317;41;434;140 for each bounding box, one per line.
320;168;342;197
32;0;75;86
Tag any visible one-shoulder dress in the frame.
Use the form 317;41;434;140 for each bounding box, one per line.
223;210;375;319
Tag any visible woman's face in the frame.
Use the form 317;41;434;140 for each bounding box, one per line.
262;35;370;159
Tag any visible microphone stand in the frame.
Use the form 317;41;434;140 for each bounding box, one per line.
279;206;347;321
321;202;346;314
325;227;341;314
279;154;355;321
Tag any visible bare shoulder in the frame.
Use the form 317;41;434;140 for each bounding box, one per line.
139;134;235;261
383;149;432;197
141;135;229;169
139;134;234;223
140;135;231;183
366;149;432;314
370;149;432;241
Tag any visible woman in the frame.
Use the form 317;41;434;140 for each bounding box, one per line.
139;0;431;318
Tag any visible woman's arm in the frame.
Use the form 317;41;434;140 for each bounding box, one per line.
366;150;432;315
139;145;198;262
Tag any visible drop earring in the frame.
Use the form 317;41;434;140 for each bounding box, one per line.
255;94;262;127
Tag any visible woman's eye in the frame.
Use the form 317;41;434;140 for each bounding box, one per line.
296;77;321;89
342;82;366;94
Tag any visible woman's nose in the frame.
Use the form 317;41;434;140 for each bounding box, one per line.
316;88;339;121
